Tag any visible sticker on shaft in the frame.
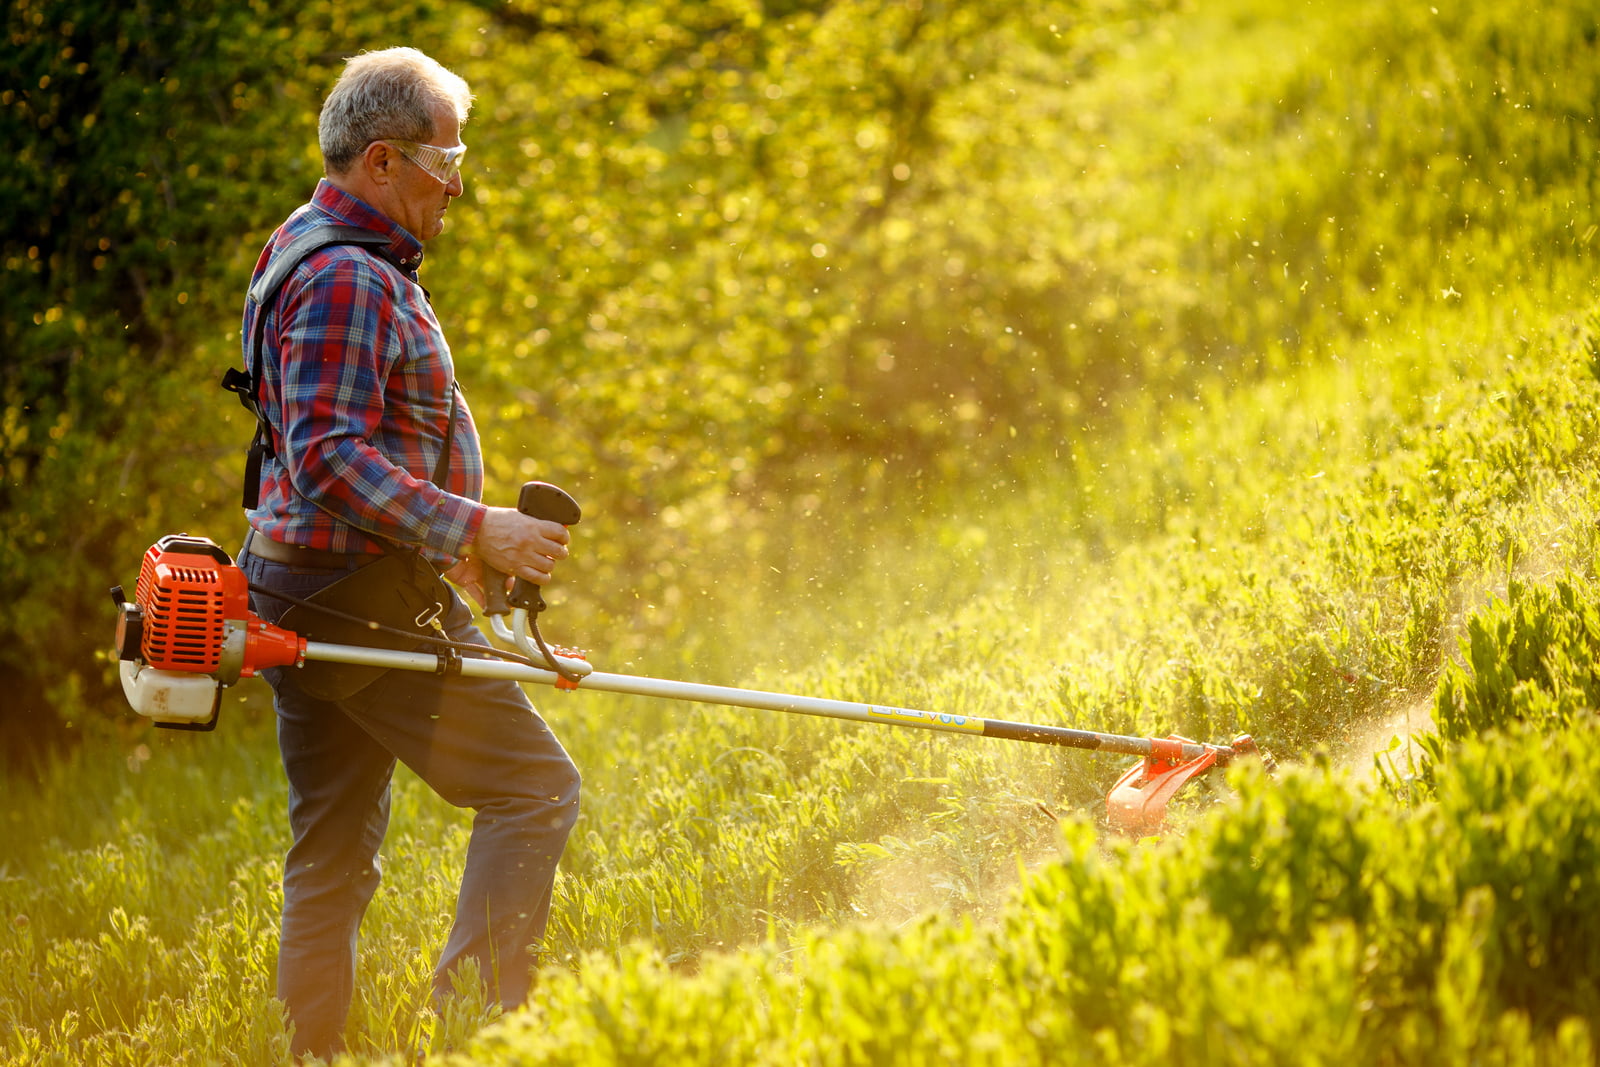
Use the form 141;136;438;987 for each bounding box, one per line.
867;706;984;732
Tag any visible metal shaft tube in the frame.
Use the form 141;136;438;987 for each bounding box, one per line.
302;641;1235;763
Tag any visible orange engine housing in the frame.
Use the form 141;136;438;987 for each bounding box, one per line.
133;534;302;679
135;536;250;674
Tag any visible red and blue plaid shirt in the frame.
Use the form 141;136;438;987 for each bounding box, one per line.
242;180;486;564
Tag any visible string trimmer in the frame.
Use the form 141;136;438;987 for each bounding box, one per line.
109;482;1267;834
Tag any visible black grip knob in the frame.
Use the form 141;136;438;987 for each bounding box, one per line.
483;569;512;617
519;481;582;525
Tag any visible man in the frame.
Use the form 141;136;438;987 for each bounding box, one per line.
236;47;581;1060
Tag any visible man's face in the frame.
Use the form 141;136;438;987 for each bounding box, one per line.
382;100;465;243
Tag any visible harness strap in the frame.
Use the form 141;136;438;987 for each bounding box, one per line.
224;226;416;510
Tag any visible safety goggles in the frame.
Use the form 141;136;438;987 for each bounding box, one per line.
383;139;468;185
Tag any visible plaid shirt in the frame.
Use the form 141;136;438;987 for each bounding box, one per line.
242;180;486;564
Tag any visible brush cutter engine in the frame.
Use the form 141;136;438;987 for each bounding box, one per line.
112;534;304;730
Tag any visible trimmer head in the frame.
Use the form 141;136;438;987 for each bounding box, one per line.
1106;734;1264;835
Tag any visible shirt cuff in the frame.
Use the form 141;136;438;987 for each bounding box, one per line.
436;498;489;562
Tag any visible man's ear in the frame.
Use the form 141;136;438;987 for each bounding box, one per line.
362;140;401;186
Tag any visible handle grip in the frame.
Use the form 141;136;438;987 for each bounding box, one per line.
482;482;582;617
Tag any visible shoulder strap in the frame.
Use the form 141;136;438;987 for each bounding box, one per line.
222;225;393;509
434;383;458;486
247;224;393;308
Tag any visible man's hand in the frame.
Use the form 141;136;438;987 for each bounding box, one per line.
443;555;488;609
464;505;571;590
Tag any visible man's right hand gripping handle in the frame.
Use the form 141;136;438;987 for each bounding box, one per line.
481;482;582;618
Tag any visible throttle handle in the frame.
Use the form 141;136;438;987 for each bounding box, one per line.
482;482;581;617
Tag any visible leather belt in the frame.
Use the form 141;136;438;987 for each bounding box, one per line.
245;530;384;570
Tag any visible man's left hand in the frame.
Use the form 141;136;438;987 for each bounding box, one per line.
445;556;488;609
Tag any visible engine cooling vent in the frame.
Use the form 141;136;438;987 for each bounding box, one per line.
134;536;237;673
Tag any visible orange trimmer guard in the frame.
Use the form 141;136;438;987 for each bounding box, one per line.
1106;736;1220;836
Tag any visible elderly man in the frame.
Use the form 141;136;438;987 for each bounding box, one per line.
235;47;580;1060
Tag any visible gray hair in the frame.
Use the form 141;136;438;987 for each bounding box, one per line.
319;47;473;175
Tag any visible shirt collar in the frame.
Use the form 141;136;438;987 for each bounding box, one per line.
310;179;426;271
